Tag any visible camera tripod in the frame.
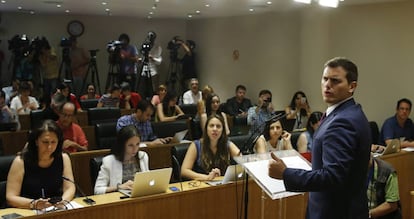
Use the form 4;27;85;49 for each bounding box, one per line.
166;59;181;95
81;50;102;95
58;48;73;82
137;54;154;100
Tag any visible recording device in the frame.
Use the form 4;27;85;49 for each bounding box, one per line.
8;35;50;59
89;49;99;57
107;40;123;52
62;176;96;205
49;196;62;204
263;97;272;103
60;37;72;48
140;31;156;56
301;97;306;104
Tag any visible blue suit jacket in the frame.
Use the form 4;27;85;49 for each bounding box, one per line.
283;98;371;219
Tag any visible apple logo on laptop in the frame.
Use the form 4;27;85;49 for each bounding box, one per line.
237;173;243;179
149;179;155;186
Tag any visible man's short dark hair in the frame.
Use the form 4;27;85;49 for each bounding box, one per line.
136;99;153;113
258;89;272;97
118;33;130;43
324;57;358;83
397;98;412;110
235;85;246;92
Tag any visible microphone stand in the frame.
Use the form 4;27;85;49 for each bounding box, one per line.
62;176;96;205
240;112;286;219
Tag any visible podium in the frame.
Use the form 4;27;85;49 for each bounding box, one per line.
234;150;311;219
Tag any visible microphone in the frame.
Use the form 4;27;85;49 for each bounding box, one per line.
62;176;96;205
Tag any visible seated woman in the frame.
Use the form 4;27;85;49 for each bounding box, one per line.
181;114;240;181
80;83;101;100
254;119;293;153
156;92;184;122
297;111;323;153
97;83;121;108
1;90;20;130
10;81;39;115
285;91;311;130
54;82;82;111
200;93;230;136
6;120;75;210
151;84;167;106
94;125;149;194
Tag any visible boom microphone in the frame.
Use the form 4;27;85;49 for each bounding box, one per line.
62;176;96;205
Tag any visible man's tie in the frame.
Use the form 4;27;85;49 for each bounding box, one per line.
320;112;327;122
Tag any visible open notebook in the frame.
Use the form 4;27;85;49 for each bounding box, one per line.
119;168;172;198
373;139;400;157
206;164;245;186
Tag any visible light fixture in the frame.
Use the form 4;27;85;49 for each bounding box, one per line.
249;8;254;12
319;0;338;8
102;2;107;5
1;0;6;3
65;9;70;13
266;1;272;5
294;0;311;4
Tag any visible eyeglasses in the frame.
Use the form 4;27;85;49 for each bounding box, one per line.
188;181;201;188
61;113;74;118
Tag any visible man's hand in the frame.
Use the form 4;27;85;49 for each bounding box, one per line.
268;152;287;179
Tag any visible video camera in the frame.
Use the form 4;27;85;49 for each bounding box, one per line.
8;35;50;61
167;36;182;51
8;34;30;53
140;31;156;57
60;37;72;48
107;40;123;52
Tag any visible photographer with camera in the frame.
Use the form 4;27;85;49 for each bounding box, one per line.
117;33;139;91
179;39;197;92
247;89;275;134
38;37;59;103
69;36;90;97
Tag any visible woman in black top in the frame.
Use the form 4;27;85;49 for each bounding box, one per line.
6;120;75;210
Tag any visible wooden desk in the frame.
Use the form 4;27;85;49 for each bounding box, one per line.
380;151;414;219
0;180;307;219
75;111;88;127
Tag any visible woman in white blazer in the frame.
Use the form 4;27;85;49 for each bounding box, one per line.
94;125;149;194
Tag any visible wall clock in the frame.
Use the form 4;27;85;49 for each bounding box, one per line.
67;20;85;37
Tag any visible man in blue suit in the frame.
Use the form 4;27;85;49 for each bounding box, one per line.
269;57;371;219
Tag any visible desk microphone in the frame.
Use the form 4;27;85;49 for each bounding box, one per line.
62;176;96;205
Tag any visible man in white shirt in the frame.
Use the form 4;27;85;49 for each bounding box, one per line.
182;78;202;104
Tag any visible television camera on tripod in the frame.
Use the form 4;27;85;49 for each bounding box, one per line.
137;31;159;100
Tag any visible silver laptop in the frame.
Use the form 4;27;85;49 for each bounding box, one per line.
171;129;190;143
373;139;400;157
119;168;172;198
206;165;245;186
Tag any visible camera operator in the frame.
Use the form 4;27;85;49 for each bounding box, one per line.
38;37;59;103
178;40;197;92
69;36;90;97
247;89;275;134
138;31;162;94
118;33;139;91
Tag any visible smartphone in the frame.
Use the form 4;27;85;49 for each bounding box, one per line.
301;97;306;104
169;186;180;192
2;213;23;219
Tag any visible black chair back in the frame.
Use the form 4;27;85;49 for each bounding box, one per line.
80;99;99;110
30;109;46;129
179;104;198;117
95;122;117;149
369;121;380;145
171;143;191;182
152;119;188;138
290;131;303;150
88;107;121;126
90;156;104;190
0;155;16;209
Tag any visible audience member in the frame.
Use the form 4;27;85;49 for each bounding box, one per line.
201;93;230;136
367;154;401;219
156;91;184;122
0;90;19;130
182;78;202;104
151;84;167;106
247;89;275;134
10;81;39;115
6;120;75;210
94;125;149;194
254;119;293;153
225;85;252;117
43;92;66;122
97;83;121;108
179;40;197;93
285;91;311;130
181;114;240;180
197;85;214;118
119;82;142;110
55;82;82;111
116;100;172;146
56;102;88;153
380;98;414;148
2;79;19;106
80;83;100;100
297;111;323;153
